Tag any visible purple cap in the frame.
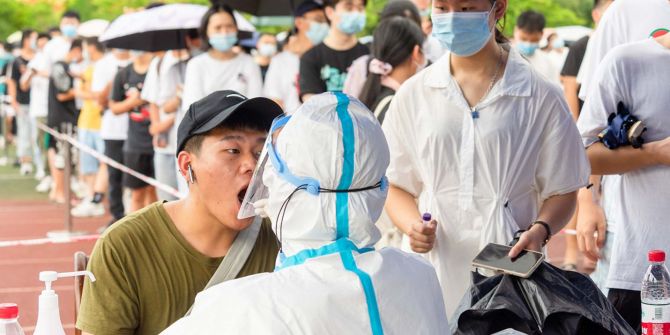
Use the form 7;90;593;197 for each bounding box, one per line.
422;213;432;222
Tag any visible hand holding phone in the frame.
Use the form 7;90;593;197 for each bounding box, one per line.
472;243;545;278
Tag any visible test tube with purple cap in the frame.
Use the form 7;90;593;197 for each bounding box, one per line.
422;213;432;226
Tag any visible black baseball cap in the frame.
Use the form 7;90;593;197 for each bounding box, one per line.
294;0;324;17
176;90;283;157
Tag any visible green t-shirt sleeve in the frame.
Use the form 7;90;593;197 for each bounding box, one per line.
76;236;139;335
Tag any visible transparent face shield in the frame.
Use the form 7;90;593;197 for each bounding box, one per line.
237;115;290;219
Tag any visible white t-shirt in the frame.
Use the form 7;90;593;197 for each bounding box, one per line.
181;52;262;112
142;52;185;154
524;50;561;86
142;52;182;104
578;0;670;100
577;39;670;291
94;54;131;141
31;37;71;74
263;51;300;115
27;52;49;118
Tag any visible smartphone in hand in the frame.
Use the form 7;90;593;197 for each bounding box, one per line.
472;243;545;278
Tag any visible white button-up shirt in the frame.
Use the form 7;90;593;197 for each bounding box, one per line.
383;47;590;316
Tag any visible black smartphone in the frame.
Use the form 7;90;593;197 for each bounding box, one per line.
472;243;545;278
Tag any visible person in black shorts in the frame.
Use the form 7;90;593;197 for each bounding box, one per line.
46;39;83;203
109;51;157;213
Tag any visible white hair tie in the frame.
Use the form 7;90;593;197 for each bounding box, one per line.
368;58;393;76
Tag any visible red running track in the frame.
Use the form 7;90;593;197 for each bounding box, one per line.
0;200;110;335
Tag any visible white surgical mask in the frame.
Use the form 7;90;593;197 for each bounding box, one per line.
258;43;277;57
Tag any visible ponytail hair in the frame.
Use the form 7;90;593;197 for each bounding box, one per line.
491;0;509;44
358;17;424;108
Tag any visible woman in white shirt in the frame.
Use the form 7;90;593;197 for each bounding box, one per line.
181;3;262;111
382;0;590;316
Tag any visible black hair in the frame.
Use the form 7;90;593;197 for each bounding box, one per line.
84;37;105;53
70;38;83;51
489;0;508;44
516;10;546;33
47;26;60;35
37;32;51;41
379;0;421;27
359;17;424;108
20;29;35;48
62;10;81;22
200;1;238;50
183;111;266;155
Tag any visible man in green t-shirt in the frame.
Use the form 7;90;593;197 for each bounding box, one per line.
76;90;283;335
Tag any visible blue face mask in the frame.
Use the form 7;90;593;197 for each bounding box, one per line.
431;3;496;57
306;21;330;45
516;41;539;57
61;25;78;39
338;11;366;35
209;33;238;52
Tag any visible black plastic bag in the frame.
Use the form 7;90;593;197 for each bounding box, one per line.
450;262;635;335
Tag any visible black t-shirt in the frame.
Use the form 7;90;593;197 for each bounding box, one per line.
370;86;395;125
561;36;589;111
110;64;152;154
10;56;31;105
561;35;589;77
299;42;369;97
48;61;77;128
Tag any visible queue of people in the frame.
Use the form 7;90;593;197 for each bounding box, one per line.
1;0;669;333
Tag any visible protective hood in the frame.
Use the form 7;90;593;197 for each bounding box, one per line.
263;92;389;258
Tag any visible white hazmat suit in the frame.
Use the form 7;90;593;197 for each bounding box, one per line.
162;92;449;334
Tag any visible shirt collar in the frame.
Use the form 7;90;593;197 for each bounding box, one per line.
423;45;532;97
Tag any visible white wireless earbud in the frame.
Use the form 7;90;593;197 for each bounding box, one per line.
188;165;195;184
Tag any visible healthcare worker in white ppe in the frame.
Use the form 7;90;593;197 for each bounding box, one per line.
382;0;591;316
162;92;449;335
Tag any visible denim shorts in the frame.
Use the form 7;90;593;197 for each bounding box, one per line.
78;129;105;175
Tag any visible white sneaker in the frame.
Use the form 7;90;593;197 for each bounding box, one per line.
35;169;45;180
20;163;33;176
70;179;89;199
35;175;53;193
0;156;7;166
71;201;105;217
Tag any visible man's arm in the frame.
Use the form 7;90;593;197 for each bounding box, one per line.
109;94;144;115
56;89;75;102
576;175;607;261
108;70;144;115
586;139;670;175
7;61;19;111
561;76;580;121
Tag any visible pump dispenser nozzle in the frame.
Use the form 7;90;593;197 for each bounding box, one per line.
34;270;95;335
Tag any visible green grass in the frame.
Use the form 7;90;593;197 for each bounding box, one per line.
0;145;48;201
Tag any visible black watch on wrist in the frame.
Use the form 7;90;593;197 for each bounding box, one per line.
530;220;552;246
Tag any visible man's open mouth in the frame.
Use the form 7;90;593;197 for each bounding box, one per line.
237;187;248;204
